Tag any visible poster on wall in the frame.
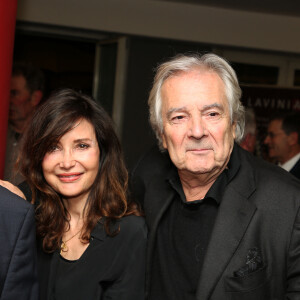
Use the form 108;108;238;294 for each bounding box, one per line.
241;85;300;159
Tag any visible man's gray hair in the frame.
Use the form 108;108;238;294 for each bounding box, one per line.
148;53;245;149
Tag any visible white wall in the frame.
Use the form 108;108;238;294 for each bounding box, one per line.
17;0;300;54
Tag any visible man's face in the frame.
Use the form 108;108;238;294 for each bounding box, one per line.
264;119;289;163
161;70;236;177
10;75;36;125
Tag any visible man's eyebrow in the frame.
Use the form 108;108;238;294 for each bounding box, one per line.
202;103;224;111
166;106;187;119
165;103;225;119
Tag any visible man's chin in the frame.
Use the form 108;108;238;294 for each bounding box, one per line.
268;150;276;159
185;165;214;175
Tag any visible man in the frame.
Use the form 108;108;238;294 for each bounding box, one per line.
131;53;300;299
4;63;44;184
0;183;38;299
239;108;257;153
264;113;300;179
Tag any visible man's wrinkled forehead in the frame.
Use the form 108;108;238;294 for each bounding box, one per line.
161;69;228;109
163;66;212;84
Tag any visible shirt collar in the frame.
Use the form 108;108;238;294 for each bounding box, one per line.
279;152;300;172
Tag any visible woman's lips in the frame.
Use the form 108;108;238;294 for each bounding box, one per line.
57;173;83;182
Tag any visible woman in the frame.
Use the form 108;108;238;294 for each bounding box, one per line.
16;89;147;300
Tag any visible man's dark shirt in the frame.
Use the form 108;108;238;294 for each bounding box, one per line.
150;146;240;300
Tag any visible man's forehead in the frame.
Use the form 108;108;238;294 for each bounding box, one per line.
163;68;215;84
162;69;224;92
11;75;30;92
269;119;283;130
161;71;227;111
166;103;225;115
11;75;27;86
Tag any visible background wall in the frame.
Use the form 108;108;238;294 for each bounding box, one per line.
17;0;300;54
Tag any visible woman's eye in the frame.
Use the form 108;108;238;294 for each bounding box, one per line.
78;143;90;149
48;145;59;152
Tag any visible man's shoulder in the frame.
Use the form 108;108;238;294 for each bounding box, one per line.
132;145;172;180
290;156;300;179
130;145;173;208
239;147;300;194
0;185;32;213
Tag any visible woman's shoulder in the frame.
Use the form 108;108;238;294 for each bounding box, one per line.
114;215;147;239
93;215;147;240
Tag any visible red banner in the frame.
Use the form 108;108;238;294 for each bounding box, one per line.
0;0;17;178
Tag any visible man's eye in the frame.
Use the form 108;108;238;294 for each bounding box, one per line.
207;112;221;119
172;115;184;121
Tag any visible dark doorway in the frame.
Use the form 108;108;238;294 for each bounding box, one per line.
13;32;96;99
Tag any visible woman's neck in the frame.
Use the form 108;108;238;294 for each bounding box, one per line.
62;196;87;227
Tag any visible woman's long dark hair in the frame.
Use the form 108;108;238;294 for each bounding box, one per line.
18;89;140;252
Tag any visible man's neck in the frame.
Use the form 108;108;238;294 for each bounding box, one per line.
178;166;226;202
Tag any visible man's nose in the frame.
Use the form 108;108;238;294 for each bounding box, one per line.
188;117;206;139
59;150;76;169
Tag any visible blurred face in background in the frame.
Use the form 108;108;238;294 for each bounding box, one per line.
264;119;289;164
10;75;41;132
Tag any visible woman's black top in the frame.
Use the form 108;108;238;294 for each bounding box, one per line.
37;215;147;300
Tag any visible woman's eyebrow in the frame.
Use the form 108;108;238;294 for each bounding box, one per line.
73;138;93;143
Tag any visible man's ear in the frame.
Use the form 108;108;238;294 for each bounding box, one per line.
288;132;298;146
161;133;168;150
30;90;43;106
232;121;237;140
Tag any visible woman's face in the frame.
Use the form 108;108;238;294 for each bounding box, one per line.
42;119;100;202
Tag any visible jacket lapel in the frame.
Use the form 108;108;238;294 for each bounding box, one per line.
143;175;176;230
290;158;300;178
145;177;175;297
196;148;257;299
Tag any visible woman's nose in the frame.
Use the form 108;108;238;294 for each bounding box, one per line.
59;151;76;169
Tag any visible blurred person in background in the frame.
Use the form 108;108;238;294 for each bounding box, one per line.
264;112;300;179
4;62;44;184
